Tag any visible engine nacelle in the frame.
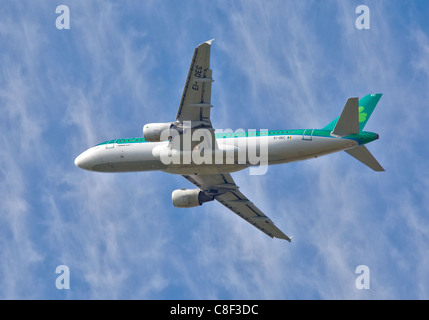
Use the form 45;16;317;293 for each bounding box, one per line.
172;189;214;208
143;122;175;142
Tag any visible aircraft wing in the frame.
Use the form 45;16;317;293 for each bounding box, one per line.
174;40;217;151
182;173;292;241
176;39;215;127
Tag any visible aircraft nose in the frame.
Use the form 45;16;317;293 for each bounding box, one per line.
74;150;94;171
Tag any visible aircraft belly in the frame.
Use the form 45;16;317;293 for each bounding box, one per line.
92;160;165;173
163;164;246;175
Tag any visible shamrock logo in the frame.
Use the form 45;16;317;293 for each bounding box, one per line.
359;106;367;123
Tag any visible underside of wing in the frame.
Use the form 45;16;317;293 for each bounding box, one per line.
182;173;292;241
176;39;214;127
215;189;291;241
172;40;217;152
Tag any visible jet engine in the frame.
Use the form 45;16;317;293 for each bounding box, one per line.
143;122;175;142
172;189;214;208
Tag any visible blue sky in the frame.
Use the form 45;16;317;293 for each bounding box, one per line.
1;0;429;299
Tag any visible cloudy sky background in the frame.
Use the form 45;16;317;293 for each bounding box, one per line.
1;0;429;299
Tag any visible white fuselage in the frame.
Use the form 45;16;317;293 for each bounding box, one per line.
74;132;358;175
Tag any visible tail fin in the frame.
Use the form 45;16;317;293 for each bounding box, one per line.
322;93;382;132
357;93;382;131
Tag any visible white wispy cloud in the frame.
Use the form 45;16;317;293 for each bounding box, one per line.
1;0;429;300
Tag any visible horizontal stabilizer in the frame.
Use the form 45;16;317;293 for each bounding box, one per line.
345;145;385;172
331;97;359;137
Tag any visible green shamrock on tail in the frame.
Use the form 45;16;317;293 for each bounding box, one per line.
359;106;367;123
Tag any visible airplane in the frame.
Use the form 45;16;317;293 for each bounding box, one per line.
74;39;384;242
